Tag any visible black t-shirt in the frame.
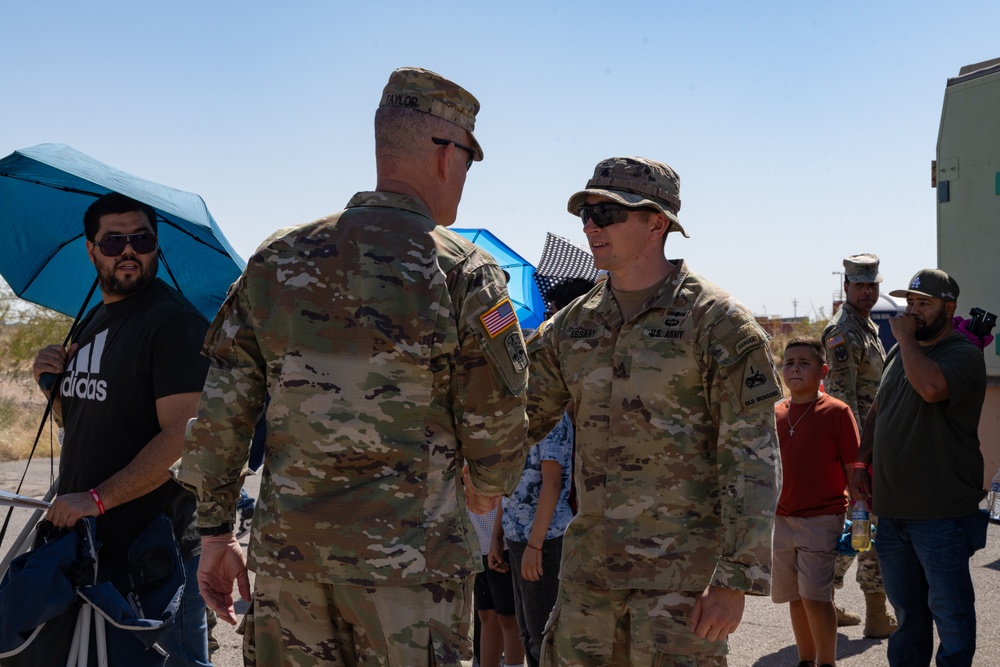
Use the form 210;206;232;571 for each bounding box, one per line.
872;333;987;519
58;279;209;565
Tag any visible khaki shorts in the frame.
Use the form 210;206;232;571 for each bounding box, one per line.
771;513;843;604
240;574;474;666
540;580;728;666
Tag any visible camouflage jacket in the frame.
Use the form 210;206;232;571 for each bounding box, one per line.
822;302;885;430
178;192;529;586
526;260;781;594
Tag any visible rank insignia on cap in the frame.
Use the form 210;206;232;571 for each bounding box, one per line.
481;299;517;338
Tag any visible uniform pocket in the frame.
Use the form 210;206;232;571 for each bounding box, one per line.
428;617;473;667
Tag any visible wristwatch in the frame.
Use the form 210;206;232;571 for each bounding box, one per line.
199;523;233;536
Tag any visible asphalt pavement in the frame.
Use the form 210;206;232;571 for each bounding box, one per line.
3;458;999;666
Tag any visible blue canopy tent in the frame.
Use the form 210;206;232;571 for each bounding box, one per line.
451;228;545;329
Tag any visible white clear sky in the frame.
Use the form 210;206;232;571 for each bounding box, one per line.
3;1;998;320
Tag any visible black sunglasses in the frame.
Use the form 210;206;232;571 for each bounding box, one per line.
432;137;475;171
94;232;158;257
578;203;659;228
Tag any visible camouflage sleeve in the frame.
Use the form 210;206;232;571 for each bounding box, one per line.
824;328;861;426
453;262;530;497
525;317;573;444
177;275;266;528
707;317;781;595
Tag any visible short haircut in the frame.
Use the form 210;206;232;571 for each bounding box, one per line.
374;106;458;158
84;192;157;241
784;335;826;364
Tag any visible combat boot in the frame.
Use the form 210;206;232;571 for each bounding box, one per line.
833;590;861;627
863;591;898;638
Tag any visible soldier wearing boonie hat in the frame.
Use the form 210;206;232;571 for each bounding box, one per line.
567;156;688;237
526;156;781;665
822;253;897;638
182;66;529;666
850;266;985;664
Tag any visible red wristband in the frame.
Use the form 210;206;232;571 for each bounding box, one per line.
89;488;106;515
852;462;870;470
526;544;542;551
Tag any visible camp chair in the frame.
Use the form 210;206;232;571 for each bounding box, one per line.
0;513;183;666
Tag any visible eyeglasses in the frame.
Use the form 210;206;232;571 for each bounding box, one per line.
432;137;475;171
578;203;659;228
94;232;158;257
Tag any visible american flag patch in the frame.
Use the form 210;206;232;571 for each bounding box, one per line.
480;299;517;338
826;334;845;348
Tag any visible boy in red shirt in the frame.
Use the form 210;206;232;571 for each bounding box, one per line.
773;336;859;667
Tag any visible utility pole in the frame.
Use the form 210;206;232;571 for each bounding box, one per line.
792;298;799;319
832;271;845;302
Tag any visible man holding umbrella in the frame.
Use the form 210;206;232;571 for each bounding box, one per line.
32;192;212;666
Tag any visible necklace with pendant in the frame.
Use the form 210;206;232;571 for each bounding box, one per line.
787;398;817;436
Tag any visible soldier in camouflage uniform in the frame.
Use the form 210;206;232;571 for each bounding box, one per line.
176;67;530;667
821;253;897;638
526;157;782;666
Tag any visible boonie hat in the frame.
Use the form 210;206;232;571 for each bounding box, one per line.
889;268;959;302
843;253;882;283
567;157;688;237
379;66;484;161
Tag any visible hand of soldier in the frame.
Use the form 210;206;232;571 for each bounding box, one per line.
888;313;917;341
198;534;250;625
45;492;101;527
463;467;500;514
690;585;744;641
849;468;872;503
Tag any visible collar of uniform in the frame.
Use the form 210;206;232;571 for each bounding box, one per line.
594;259;688;318
345;191;434;220
841;301;880;334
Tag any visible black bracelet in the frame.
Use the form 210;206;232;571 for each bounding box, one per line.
199;523;233;536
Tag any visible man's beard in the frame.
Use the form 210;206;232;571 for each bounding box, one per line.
915;304;949;341
98;251;159;298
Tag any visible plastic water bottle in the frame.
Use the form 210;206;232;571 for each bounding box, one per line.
989;468;1000;521
851;499;872;552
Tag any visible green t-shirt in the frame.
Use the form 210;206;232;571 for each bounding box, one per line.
872;333;986;519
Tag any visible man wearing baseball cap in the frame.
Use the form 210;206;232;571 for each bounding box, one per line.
526;157;781;664
850;268;987;666
179;67;529;665
822;253;897;637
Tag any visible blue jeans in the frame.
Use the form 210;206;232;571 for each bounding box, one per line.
877;514;985;667
508;537;563;667
157;555;212;667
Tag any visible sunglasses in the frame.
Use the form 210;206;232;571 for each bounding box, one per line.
94;232;158;257
432;137;475;171
579;203;662;228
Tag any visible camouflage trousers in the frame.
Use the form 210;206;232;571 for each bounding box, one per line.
239;573;475;666
833;514;885;595
540;581;729;666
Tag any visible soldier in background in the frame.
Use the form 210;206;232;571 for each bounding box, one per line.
821;253;897;638
526;157;781;665
177;67;529;666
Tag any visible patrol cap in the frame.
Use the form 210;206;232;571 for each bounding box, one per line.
379;66;484;161
889;268;960;302
567;157;688;237
843;253;882;283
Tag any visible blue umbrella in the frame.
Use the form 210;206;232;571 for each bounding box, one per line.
0;143;245;321
451;228;545;329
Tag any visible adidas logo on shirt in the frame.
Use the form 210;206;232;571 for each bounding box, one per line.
60;330;109;402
